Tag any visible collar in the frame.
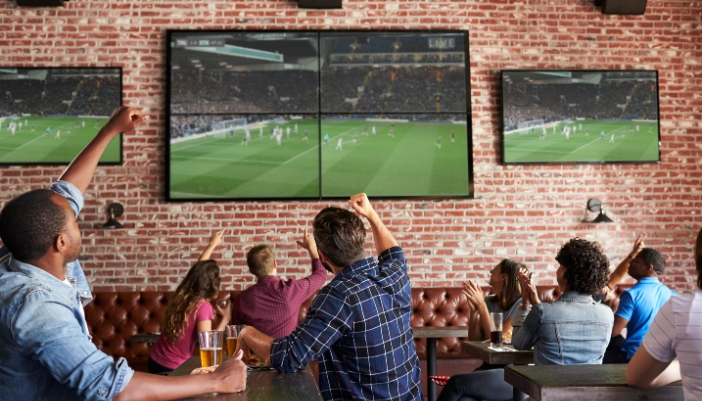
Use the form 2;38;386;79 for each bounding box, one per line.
557;291;596;303
334;256;376;282
637;277;661;284
7;256;76;300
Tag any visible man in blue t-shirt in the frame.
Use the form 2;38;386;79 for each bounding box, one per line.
603;248;675;364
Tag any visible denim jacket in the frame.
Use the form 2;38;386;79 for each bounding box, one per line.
0;181;134;400
512;291;613;365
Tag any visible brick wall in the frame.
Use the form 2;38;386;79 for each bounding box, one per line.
1;0;700;292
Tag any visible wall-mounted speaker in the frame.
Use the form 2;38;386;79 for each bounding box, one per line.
601;0;647;15
298;0;342;9
16;0;65;6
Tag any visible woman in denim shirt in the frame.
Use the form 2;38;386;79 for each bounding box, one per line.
437;238;614;401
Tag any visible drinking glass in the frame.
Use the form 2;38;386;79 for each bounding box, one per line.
198;330;223;367
489;312;503;349
224;325;245;357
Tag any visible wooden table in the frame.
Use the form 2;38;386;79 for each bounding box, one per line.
461;341;534;366
169;356;323;401
504;364;683;401
129;333;160;346
412;326;469;401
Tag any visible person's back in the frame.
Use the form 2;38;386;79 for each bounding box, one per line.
527;293;614;365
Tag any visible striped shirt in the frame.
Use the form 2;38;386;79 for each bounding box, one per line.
270;246;423;401
643;290;702;400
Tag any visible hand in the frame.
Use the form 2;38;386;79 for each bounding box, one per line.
461;280;485;308
209;228;227;247
348;193;379;222
235;327;252;363
517;271;540;305
215;299;231;321
630;234;644;258
212;350;247;393
296;228;318;257
103;106;148;135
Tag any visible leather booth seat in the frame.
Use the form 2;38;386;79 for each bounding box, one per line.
85;285;631;389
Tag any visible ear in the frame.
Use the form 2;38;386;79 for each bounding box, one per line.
54;233;69;253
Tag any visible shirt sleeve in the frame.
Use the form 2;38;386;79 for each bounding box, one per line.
378;246;406;271
12;288;133;400
289;259;328;302
642;299;676;363
512;305;542;351
615;290;635;321
49;180;84;218
270;285;352;373
196;301;215;322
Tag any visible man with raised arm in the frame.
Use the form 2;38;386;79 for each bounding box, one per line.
0;107;247;401
237;193;423;401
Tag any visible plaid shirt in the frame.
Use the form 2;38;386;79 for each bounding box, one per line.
270;247;423;401
231;258;327;338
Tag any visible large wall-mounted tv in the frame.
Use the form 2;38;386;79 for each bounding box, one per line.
501;70;660;164
0;67;122;165
166;30;472;201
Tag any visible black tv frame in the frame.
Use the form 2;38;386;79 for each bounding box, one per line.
0;66;123;166
500;69;661;165
165;30;473;202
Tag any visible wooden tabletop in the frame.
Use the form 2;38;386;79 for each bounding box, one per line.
461;341;533;365
412;326;468;338
504;364;683;401
169;356;323;401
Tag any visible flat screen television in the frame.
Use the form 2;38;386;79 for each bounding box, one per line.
0;67;122;165
166;30;472;200
501;70;661;164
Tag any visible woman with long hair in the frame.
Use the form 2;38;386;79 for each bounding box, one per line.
148;230;231;374
463;259;528;342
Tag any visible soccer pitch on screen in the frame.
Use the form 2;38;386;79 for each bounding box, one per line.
321;118;470;198
503;120;659;164
0;116;119;164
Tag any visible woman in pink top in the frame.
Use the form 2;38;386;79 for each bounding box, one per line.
148;230;231;374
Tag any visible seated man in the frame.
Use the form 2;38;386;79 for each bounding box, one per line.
604;247;676;364
0;107;246;401
626;226;702;399
231;232;328;338
237;193;423;401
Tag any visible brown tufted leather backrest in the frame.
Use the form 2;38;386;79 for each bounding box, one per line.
86;285;632;368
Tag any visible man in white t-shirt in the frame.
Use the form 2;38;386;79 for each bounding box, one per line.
626;227;702;400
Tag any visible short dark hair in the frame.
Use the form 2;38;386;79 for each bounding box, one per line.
637;248;666;275
555;238;610;296
246;244;276;278
313;207;366;268
0;189;67;261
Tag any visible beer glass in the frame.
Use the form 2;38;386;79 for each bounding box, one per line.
224;325;245;357
198;330;223;367
489;312;503;349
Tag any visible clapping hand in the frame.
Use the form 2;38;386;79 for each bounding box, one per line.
462;280;485;309
517;271;540;305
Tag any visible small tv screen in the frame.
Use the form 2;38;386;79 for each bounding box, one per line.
166;31;472;200
501;70;660;164
0;67;122;165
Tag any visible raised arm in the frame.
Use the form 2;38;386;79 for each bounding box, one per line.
199;229;226;261
58;106;148;194
296;228;319;260
348;193;397;255
608;234;644;289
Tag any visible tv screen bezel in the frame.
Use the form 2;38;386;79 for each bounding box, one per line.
165;29;474;202
0;66;123;166
500;69;661;166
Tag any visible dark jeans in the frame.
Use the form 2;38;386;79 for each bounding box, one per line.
603;334;630;364
148;356;173;375
436;368;512;401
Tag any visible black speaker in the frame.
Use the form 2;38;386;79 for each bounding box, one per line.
601;0;647;15
16;0;65;6
298;0;342;9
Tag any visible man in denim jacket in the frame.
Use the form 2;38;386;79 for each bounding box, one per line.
0;107;247;401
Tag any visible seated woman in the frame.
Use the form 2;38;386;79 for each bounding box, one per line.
148;230;231;374
626;227;702;399
437;238;614;401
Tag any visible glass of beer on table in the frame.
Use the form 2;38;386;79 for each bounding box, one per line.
198;330;223;367
225;325;245;357
489;312;503;349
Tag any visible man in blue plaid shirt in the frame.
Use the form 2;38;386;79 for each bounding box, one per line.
237;193;423;401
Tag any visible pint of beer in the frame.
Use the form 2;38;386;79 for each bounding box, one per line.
198;331;223;367
224;325;246;357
